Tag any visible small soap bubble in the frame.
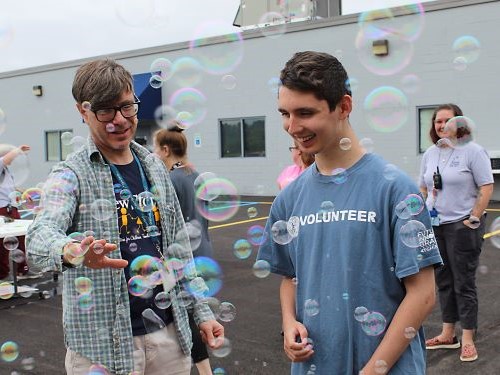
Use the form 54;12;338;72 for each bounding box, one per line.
93;243;104;255
247;206;258;218
354;306;369;322
1;341;19;362
233;239;253;260
149;74;163;89
478;265;488;274
105;123;115;133
332;168;348;184
361;311;387;336
87;364;110;374
218;301;237;322
359;138;374;153
339;137;352;151
453;56;468;71
90;199;115;221
150;57;173;81
81;101;92;111
247;225;267;246
221;74;237;90
154;291;172;309
21;357;36;370
3;236;19;251
252;260;271;278
374;359;388;374
211;337;232;358
120;189;131;200
399;220;427;248
303;337;314;350
383;164;399;180
304;299;320;317
129;242;138;253
74;277;93;294
10;249;25;263
61;132;73;146
404;326;417;339
271;220;293;245
77;293;94;311
453;35;481;64
401;73;421;94
320;200;334;212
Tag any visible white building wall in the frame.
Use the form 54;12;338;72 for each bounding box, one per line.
0;0;499;197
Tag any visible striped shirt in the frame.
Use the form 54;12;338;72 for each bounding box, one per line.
26;137;214;374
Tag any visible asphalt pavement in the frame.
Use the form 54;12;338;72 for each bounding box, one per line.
1;198;499;375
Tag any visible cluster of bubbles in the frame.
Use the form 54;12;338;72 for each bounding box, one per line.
393;193;428;250
74;276;94;311
452;35;481;71
354;306;387;336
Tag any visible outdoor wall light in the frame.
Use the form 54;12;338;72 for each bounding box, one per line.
32;85;43;96
372;39;389;56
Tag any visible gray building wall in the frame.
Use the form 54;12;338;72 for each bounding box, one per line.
0;0;499;198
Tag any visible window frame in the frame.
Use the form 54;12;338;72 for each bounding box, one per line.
417;105;438;154
219;116;266;158
45;129;73;161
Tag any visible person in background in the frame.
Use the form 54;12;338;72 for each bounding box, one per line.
277;140;315;190
154;123;214;375
257;51;442;374
419;103;493;362
0;144;42;281
26;59;223;375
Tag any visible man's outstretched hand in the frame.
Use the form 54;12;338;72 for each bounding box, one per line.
63;236;128;269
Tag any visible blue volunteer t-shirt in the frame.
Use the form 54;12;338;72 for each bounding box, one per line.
257;153;442;374
111;160;173;336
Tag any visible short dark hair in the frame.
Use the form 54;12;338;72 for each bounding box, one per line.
72;59;134;109
429;103;469;144
280;51;351;111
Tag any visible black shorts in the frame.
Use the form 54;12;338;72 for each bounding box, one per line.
189;311;209;363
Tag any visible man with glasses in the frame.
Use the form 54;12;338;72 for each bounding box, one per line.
27;59;223;375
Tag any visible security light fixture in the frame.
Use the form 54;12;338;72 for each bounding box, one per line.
372;39;389;56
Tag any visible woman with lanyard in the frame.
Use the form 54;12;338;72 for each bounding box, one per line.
154;122;214;375
419;103;493;362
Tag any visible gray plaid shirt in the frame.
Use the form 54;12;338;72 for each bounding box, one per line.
26;137;214;374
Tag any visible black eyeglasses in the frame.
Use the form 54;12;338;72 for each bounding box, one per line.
92;95;141;122
289;146;299;152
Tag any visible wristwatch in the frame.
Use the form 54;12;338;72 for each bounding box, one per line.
468;215;480;224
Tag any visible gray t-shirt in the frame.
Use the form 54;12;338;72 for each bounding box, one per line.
169;166;213;258
258;154;442;374
419;142;493;224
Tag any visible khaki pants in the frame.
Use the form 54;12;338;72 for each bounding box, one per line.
65;324;191;375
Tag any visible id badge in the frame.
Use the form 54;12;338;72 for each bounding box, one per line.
429;208;440;226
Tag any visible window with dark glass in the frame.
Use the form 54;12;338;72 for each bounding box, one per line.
45;130;73;161
220;117;266;158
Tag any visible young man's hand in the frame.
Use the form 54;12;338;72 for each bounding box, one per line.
63;236;128;269
199;320;225;349
283;320;315;362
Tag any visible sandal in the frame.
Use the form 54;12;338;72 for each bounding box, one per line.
460;344;478;362
425;335;460;350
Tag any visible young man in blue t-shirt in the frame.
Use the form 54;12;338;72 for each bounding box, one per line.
257;51;443;374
